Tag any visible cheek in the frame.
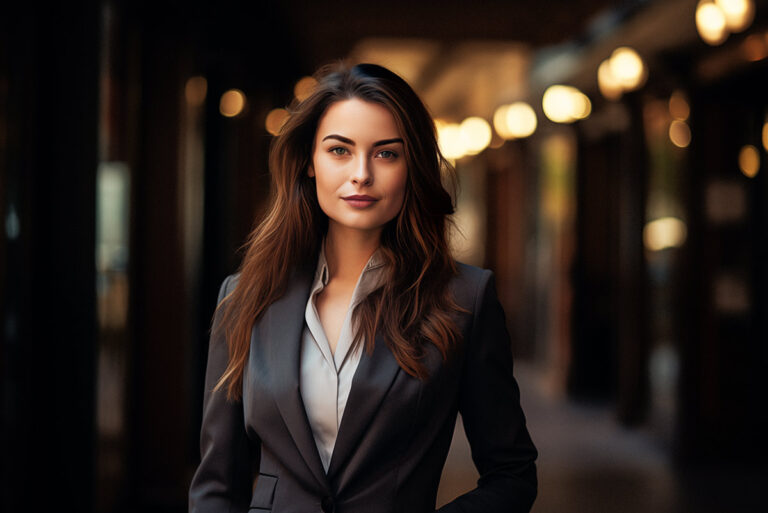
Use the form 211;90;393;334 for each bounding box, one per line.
312;157;337;198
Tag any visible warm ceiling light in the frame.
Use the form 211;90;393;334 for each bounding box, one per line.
293;76;318;102
493;105;513;139
697;1;729;45
598;59;623;100
543;86;576;123
265;108;289;136
762;121;768;152
669;120;692;148
542;85;591;124
505;102;537;139
714;0;755;32
185;76;207;107
220;89;246;117
669;90;690;121
572;92;592;120
738;144;760;177
644;217;688;251
495;102;537;139
609;47;646;91
459;117;492;155
437;122;466;159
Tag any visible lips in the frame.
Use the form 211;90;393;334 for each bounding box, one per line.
342;194;378;208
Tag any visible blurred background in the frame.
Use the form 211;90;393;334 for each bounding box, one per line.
2;0;767;512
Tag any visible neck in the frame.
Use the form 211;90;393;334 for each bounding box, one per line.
324;224;381;285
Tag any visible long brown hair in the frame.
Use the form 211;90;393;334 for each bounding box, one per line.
215;62;462;400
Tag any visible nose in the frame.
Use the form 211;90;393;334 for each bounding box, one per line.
350;155;373;186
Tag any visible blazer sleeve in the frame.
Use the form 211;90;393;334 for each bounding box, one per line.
436;270;538;513
189;275;257;513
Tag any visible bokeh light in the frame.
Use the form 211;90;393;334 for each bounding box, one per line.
459;117;492;155
220;89;246;117
294;76;318;102
494;102;537;139
437;122;466;159
185;76;208;107
669;120;692;148
738;144;760;177
742;34;768;61
609;47;647;91
265;108;289;136
762;120;768;152
493;105;513;139
644;217;688;251
669;90;690;121
542;85;591;124
598;59;623;100
714;0;755;32
696;1;729;45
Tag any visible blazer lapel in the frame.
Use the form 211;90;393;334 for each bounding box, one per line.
326;332;401;484
264;269;330;492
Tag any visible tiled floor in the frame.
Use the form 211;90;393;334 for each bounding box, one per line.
436;363;764;512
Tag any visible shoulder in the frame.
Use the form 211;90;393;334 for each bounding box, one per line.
216;265;312;304
216;272;241;303
449;261;495;312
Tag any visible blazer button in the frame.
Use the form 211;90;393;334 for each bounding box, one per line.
321;496;334;513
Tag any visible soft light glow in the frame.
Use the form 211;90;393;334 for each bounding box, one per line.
265;108;289;136
493;105;513;139
697;1;729;45
669;90;690;120
644;217;688;251
742;34;768;61
185;76;207;106
571;92;592;120
220;89;246;117
504;102;537;139
714;0;754;32
542;85;591;124
739;144;760;177
459;117;492;155
762;121;768;152
609;47;646;90
293;76;318;102
598;59;623;100
437;122;466;159
489;133;505;149
542;86;574;123
669;120;692;148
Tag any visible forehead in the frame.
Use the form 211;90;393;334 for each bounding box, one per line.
315;98;401;141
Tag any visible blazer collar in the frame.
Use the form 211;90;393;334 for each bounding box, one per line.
326;331;400;487
264;267;328;491
264;263;401;493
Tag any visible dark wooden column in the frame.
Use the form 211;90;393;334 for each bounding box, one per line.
126;8;190;509
1;3;99;512
485;142;535;358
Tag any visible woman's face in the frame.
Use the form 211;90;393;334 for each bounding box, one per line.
310;98;407;238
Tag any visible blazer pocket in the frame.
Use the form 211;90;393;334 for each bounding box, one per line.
250;473;277;511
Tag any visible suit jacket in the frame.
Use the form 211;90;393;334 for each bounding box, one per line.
189;262;537;513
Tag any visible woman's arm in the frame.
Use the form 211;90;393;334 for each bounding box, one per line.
189;275;256;513
437;270;538;513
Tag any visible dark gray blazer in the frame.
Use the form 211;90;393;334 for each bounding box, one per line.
189;263;537;513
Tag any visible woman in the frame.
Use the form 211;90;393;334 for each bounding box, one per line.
189;63;537;513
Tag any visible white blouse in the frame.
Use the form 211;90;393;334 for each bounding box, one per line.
299;245;385;472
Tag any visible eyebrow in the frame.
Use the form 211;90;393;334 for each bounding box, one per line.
321;134;404;147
